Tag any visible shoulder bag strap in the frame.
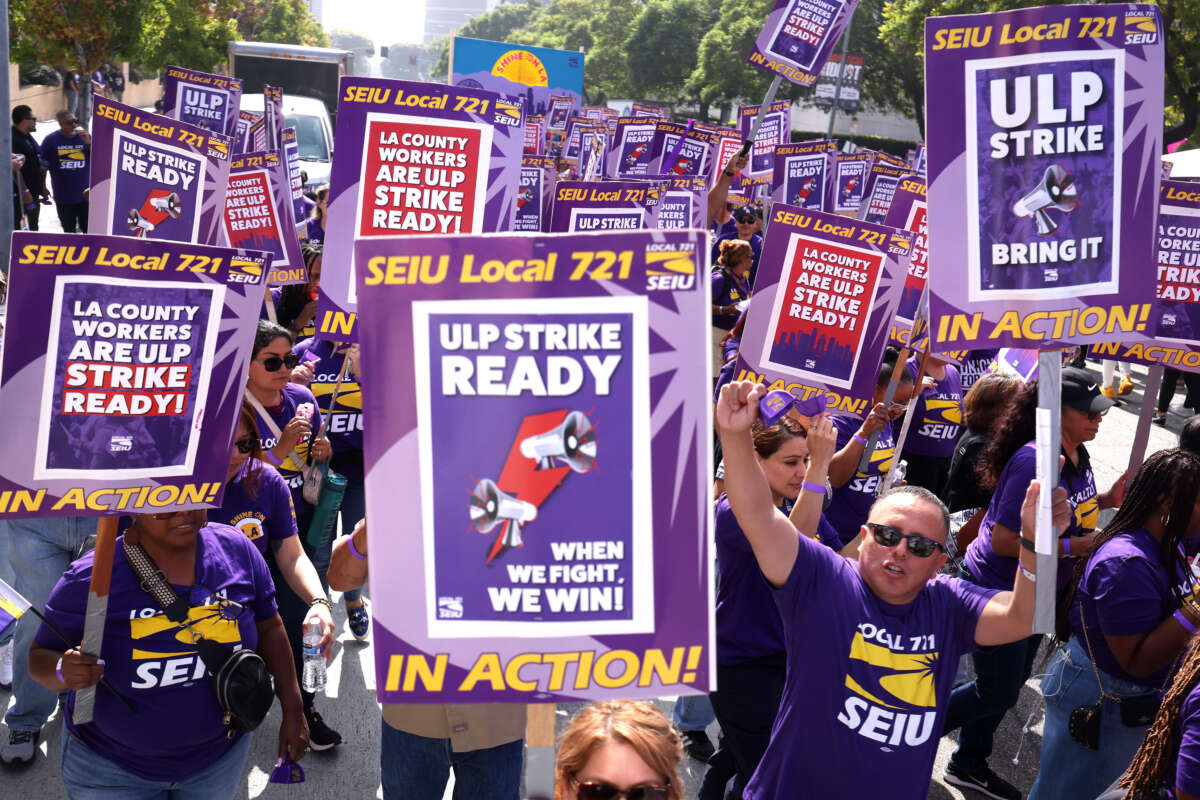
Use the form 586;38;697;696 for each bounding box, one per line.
244;391;308;468
121;539;190;624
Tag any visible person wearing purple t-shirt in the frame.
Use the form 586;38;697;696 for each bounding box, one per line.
896;354;962;496
714;379;1069;800
40;109;90;233
710;205;763;285
1028;449;1200;800
304;185;327;244
944;368;1129;799
29;512;305;797
710;238;752;375
268;244;321;339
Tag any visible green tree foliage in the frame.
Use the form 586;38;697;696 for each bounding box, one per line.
432;0;544;80
625;0;721;113
687;0;776;121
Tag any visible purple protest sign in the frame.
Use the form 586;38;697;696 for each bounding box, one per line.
748;0;859;86
649;177;706;230
711;130;744;187
524;114;544;154
549;181;663;233
89;97;233;247
608;117;660;178
0;232;268;518
516;155;554;232
547;95;575;132
280;127;308;235
161;66;243;138
352;229;713;702
911;142;927;177
827;152;872;216
263;85;285;151
579;126;609;180
235;111;260;154
631;103;668;119
926;4;1164;349
738;100;791;176
882;176;928;345
736;204;914;412
563;116;591;162
223;151;305;284
648;123;712;178
317;77;525;340
858;162;909;224
771;140;836;210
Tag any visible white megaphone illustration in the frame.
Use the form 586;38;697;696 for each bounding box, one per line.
125;208;154;235
469;478;537;549
149;191;183;218
519;410;597;473
1012;164;1078;236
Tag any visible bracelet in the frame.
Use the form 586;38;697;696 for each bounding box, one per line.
852;434;867;446
1019;535;1036;553
723;170;735;177
55;657;64;685
1063;537;1071;556
1018;563;1036;583
801;480;826;495
348;532;368;560
1176;608;1200;635
309;597;333;614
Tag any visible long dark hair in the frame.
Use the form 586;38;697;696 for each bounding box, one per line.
276;243;322;330
1056;448;1200;642
975;379;1038;492
234;401;265;500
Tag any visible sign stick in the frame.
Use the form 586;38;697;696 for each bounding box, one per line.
881;349;931;494
738;75;784;158
73;515;119;724
24;602;134;713
825;6;856;138
524;703;558;800
1033;351;1061;634
264;284;277;324
1128;364;1164;474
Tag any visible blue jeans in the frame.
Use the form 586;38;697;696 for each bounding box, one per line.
61;728;251;799
337;466;365;604
673;692;716;731
1027;637;1157;800
380;719;522;800
1;516;92;732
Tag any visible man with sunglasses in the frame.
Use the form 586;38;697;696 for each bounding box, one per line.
714;380;1069;800
41;109;91;233
710;204;763;285
11;105;48;230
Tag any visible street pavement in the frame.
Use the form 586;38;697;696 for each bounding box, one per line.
0;361;1188;798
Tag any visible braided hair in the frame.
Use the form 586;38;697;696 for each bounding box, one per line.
1055;448;1200;643
1121;633;1200;797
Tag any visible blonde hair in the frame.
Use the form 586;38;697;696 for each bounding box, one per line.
554;700;684;800
717;238;752;270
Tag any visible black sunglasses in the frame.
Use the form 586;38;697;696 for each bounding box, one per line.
575;781;670;800
258;353;300;372
234;436;258;454
866;522;946;558
734;216;755;223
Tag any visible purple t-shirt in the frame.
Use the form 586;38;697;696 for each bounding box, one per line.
40;130;90;204
1068;528;1198;685
827;413;896;546
711;269;750;330
1176;682;1200;797
293;337;363;479
207;459;299;557
305;216;324;244
964;441;1098;591
252;382;323;514
743;535;998;800
34;524;276;782
710;233;763;282
900;358;962;459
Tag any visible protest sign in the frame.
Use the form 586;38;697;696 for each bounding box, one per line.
223;151;304;284
926;4;1165;349
517;155;555;233
631;103;668;119
738;100;791;176
452;38;585;120
736;204;914;411
771;140;836;210
608;117;660;178
234;111;264;155
353;229;713;701
882;176;928;345
649;122;712;178
547;94;576;133
911;143;927;177
280;127;309;235
579;126;608;181
649;177;707;230
858;162;910;224
711;129;745;187
0;232;268;518
827;151;872;216
161;66;243;138
89;96;233;247
813;53;863;111
748;0;860;86
318;77;525;340
525;114;545;154
563;116;593;162
263;85;285;151
549;181;663;233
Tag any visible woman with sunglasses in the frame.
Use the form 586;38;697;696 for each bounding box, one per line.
1027;449;1200;799
28;509;306;798
941;367;1128;800
555;700;683;800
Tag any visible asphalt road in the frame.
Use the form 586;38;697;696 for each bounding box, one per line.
0;360;1186;799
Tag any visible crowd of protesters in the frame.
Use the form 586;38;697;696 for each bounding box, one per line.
6;88;1200;800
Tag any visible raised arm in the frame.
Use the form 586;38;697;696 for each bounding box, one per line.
707;151;749;227
716;381;800;588
828;403;890;487
788;413;835;540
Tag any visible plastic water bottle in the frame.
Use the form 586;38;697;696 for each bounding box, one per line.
301;624;326;694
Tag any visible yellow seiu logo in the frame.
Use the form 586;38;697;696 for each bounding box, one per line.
645;250;696;291
128;603;244;689
837;627;939;749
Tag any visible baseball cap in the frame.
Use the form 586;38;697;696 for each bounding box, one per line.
733;205;756;222
1061;367;1115;415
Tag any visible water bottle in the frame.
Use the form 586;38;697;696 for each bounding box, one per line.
301;624;326;694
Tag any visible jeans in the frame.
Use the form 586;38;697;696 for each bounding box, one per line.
271;504;331;712
61;727;251;799
56;201;88;233
380;719;522;800
673;692;715;731
704;656;786;800
337;464;365;605
64;89;77;115
1027;637;1157;800
1;516;93;732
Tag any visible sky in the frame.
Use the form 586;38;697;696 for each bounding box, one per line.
323;0;427;44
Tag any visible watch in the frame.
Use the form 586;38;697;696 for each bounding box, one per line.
1019;535;1036;553
723;170;735;177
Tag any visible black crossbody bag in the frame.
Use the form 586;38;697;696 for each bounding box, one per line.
123;539;275;736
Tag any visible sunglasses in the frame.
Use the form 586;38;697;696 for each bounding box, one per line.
575;781;670;800
734;217;755;224
258;353;300;372
234;436;258;454
866;522;946;558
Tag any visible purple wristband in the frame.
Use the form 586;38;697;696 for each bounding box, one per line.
801;480;826;495
852;434;867;446
348;534;367;560
1176;609;1199;636
1063;537;1070;556
56;658;65;685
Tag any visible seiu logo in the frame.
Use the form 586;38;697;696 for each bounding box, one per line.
836;628;939;751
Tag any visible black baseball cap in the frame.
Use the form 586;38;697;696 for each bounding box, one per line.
1061;367;1115;415
733;205;756;222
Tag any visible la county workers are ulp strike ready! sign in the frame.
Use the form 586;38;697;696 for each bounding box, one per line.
925;4;1164;350
352;230;714;703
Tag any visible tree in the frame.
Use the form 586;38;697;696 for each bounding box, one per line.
625;0;721;115
433;0;544;79
687;0;778;122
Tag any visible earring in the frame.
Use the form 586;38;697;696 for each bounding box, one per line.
1162;512;1171;527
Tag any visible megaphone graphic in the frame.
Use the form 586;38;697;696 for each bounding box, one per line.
149;191;183;219
1012;164;1078;236
519;410;597;473
469;478;537;549
125;209;153;236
